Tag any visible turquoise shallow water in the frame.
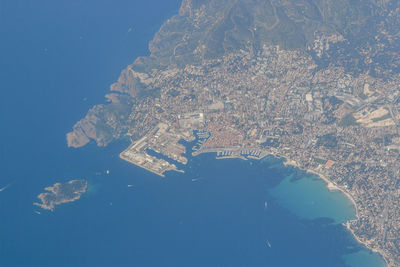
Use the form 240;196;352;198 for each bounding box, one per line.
0;141;387;267
270;172;355;223
0;0;387;266
343;250;387;267
268;164;385;266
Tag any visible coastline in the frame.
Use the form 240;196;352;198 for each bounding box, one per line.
119;141;185;178
58;0;399;264
119;141;390;266
190;148;389;266
281;156;389;267
33;180;88;212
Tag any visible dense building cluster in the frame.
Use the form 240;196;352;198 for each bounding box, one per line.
99;44;400;265
67;0;400;265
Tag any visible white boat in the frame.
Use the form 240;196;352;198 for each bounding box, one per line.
264;201;268;209
0;183;11;192
266;240;272;248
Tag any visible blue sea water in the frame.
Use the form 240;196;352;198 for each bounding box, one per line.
0;1;387;266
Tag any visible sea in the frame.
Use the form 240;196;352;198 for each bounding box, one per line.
0;0;387;266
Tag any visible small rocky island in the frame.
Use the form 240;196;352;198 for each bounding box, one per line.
34;180;88;211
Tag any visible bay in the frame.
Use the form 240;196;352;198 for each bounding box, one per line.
0;0;387;266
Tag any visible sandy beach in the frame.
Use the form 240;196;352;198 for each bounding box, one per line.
281;156;389;266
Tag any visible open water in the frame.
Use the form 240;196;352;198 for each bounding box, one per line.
0;0;387;266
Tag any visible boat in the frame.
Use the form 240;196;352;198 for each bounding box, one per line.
0;183;11;192
264;201;268;209
266;240;272;248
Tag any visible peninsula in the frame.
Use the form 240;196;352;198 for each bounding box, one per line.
34;180;88;211
67;0;400;265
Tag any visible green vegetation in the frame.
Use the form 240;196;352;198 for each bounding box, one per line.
317;133;338;148
313;157;328;164
340;113;359;127
35;180;88;211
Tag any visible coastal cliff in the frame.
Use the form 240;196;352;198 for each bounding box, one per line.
67;92;133;147
66;1;400;265
67;105;109;147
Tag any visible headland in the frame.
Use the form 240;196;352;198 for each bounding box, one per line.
34;180;88;211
